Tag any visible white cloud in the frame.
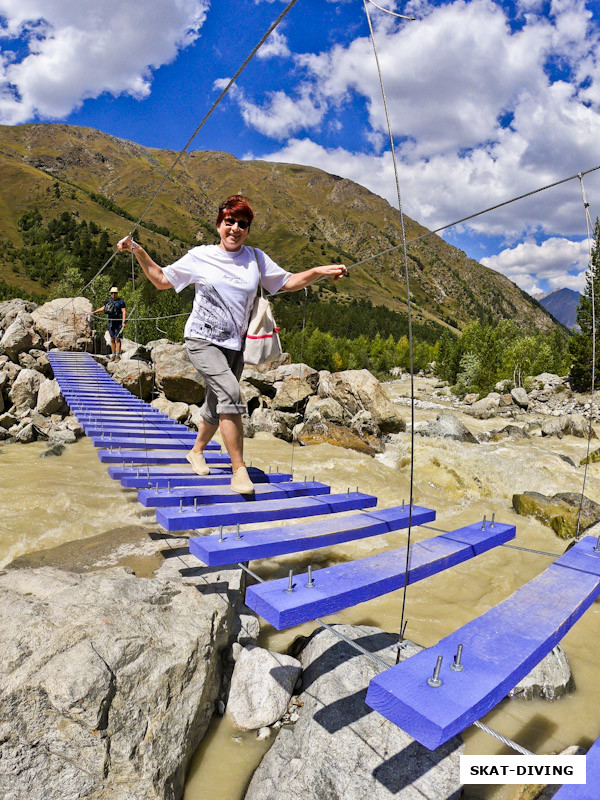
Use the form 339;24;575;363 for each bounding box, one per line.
481;236;591;293
0;0;209;123
230;85;325;139
257;28;290;59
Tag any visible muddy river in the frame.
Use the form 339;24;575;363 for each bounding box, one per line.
1;377;599;800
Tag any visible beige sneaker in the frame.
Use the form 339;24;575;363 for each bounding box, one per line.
230;465;254;495
186;449;210;476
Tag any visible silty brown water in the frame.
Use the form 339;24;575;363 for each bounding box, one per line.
1;377;599;800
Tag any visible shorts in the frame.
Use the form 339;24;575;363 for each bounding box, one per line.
107;319;124;339
185;338;246;426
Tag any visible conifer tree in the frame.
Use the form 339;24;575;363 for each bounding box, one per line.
569;217;600;391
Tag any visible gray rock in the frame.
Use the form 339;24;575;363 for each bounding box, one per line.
489;424;530;442
511;386;530;408
151;397;190;423
237;612;261;646
48;428;77;446
509;646;574;700
318;369;405;433
151;342;205;404
0;412;18;429
304;395;345;424
35;379;67;416
468;392;501;419
271;362;319;389
239;380;264;414
532;372;563;389
463;392;480;404
31;297;93;351
417;411;477;443
250;407;299;442
9;368;43;413
241;368;278;397
39;444;66;458
226;646;302;731
0;566;233;800
270;376;315;412
14;422;36;443
541;415;596;439
107;358;154;400
245;625;463;800
1;313;39;361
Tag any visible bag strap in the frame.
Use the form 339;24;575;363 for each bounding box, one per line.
252;247;265;299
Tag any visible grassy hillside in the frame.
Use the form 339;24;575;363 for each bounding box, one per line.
0;122;557;336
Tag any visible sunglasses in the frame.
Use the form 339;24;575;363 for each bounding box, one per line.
223;217;250;230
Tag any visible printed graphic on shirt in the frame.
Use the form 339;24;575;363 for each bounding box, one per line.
186;280;240;343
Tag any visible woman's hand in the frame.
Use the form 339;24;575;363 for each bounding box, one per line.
117;236;135;253
313;264;348;281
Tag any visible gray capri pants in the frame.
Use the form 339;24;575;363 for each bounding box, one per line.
185;338;246;426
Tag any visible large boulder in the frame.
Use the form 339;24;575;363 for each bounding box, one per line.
0;299;38;332
35;379;67;416
269;376;315;412
151;397;190;423
226;646;301;731
107;359;154;400
244;625;463;800
508;645;574;701
416;412;477;443
512;491;600;539
270;362;319;390
0;566;232;800
541;415;597;439
31;297;93;351
1;313;40;361
511;386;529;408
250;407;299;442
467;392;501;419
9;368;43;412
318;370;405;434
151;342;205;404
297;417;382;456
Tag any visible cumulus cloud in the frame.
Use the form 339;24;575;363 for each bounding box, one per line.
257;28;290;59
223;84;325;139
0;0;209;123
244;0;600;257
481;236;591;294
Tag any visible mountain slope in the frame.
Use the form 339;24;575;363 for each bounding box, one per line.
0;122;558;334
537;288;580;330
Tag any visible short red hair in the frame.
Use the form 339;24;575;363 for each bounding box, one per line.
216;195;254;226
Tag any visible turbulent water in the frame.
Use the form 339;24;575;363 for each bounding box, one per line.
1;376;599;800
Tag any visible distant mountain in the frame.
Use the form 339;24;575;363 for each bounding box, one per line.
537;288;581;330
0;122;560;335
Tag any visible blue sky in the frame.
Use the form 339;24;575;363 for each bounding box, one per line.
1;0;600;296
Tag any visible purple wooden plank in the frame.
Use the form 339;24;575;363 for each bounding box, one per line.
138;480;330;507
118;470;293;488
91;436;200;449
365;535;600;751
98;449;230;464
245;522;514;630
191;505;436;567
553;734;600;799
156;492;377;532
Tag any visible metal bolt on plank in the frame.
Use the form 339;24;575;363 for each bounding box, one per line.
218;526;224;543
450;644;464;672
305;565;315;588
427;655;444;687
284;570;295;594
235;524;241;541
481;514;487;531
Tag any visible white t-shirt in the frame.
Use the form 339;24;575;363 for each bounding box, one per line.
162;245;292;350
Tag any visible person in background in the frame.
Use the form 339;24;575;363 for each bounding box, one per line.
92;287;127;359
117;195;347;494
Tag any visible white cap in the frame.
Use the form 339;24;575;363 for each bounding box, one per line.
110;287;119;293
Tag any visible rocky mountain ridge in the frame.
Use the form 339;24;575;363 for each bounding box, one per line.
0;122;558;335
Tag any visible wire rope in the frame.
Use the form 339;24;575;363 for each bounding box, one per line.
366;0;416;20
362;0;415;652
575;174;597;541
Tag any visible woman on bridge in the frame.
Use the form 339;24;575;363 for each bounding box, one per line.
118;195;346;495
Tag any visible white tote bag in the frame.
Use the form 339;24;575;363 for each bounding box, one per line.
243;283;282;366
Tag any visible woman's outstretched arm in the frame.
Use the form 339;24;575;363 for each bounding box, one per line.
117;236;174;290
282;264;347;292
